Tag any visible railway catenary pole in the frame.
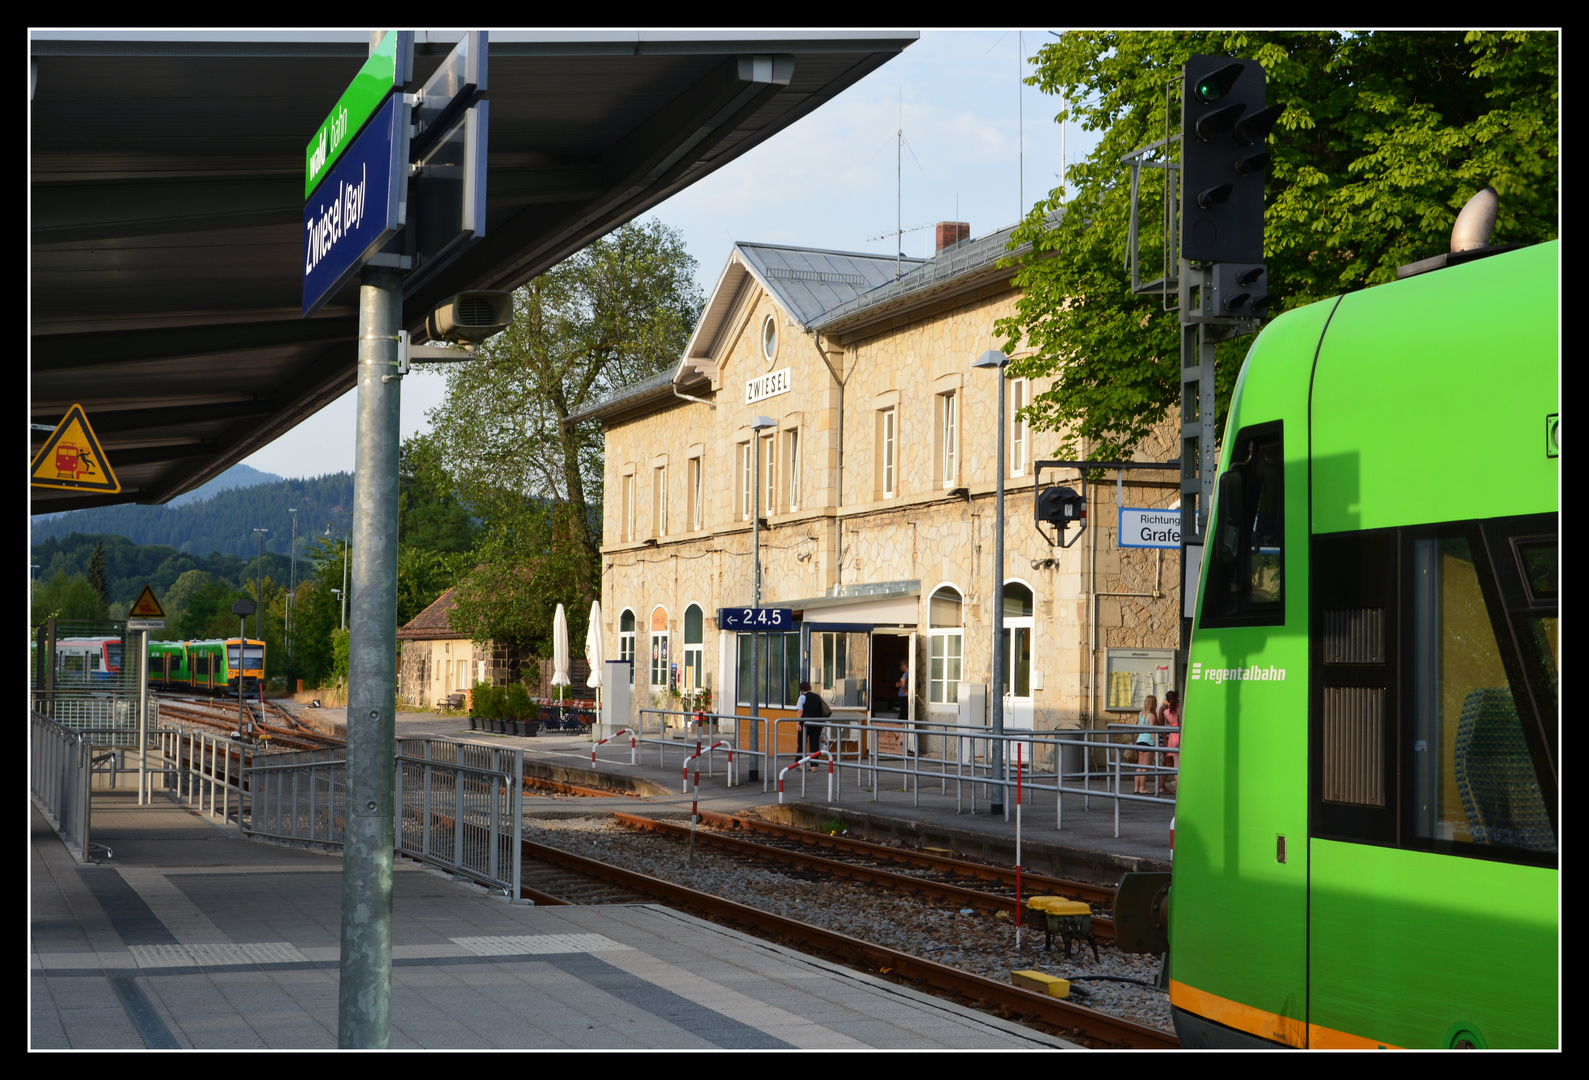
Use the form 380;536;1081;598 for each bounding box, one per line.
253;527;268;644
337;261;401;1049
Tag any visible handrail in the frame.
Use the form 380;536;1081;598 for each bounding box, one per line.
777;750;832;804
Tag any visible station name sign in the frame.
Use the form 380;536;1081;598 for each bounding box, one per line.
745;367;791;405
1119;507;1181;549
304;31;411;200
302;92;407;317
719;607;794;631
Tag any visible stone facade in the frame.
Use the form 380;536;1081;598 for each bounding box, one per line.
583;233;1182;757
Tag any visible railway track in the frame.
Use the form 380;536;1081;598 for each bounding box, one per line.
610;812;1118;939
156;696;344;753
511;825;1176;1049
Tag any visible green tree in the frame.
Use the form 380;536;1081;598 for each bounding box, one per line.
399;434;478;554
429;217;703;652
998;31;1558;460
32;571;107;625
86;541;108;606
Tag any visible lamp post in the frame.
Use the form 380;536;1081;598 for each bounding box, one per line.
974;350;1009;816
252;528;269;645
327;523;349;630
288;508;298;660
749;414;777;782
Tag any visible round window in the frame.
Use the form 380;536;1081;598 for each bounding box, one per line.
762;315;778;364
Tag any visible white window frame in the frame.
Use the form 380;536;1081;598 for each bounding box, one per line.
649;606;670;689
1011;378;1028;477
763;434;777;517
740;441;752;521
622;473;635;542
619;608;636;685
653;465;667;538
690;457;703;531
882;407;897;499
786;428;800;512
941;390;958;489
683;603;705;691
1001;579;1036;701
928;585;964;706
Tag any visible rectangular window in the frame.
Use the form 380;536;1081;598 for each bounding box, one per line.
735;631;802;708
882;408;897;498
653;465;667;537
763;434;777;517
938;391;958;488
1202;422;1284;627
650;630;669;688
740;442;752;521
786;429;800;512
1011;379;1028;476
622;474;635;542
929;631;963;704
689;458;703;531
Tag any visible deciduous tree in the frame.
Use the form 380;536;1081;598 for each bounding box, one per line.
998;31;1558;461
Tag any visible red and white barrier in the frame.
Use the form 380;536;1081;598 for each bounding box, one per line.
777;751;833;804
592;728;637;766
683;741;733;794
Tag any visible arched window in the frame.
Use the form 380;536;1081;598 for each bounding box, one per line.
1001;581;1035;698
928;585;963;705
649;606;670;688
619;609;636;685
683;604;705;691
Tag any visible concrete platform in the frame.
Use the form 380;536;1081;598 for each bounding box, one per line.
31;791;1075;1050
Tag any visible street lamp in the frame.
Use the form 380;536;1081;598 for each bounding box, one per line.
748;414;777;782
287;508;298;660
327;523;348;630
973;349;1009;816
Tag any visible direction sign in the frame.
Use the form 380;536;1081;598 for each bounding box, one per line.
719;608;794;631
302;92;408;317
1119;507;1182;549
304;30;412;200
31;403;120;493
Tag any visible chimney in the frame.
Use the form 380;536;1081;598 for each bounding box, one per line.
935;221;970;254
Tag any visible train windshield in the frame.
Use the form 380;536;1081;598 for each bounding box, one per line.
228;644;265;669
105;642;122;670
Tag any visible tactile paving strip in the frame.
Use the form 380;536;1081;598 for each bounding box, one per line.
450;933;632;956
128;942;311;967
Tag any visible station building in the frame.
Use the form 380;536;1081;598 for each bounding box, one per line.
571;220;1183;761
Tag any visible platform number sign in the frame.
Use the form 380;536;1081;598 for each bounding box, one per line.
718;608;793;631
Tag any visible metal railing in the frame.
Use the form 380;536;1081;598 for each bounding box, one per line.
239;738;524;897
624;710;1176;836
31;711;93;862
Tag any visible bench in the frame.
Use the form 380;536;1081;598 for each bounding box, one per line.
435;693;466;714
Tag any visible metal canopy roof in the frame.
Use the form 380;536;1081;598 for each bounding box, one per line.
29;30;916;513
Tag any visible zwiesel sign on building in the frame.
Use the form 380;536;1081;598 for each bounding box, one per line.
1119;507;1181;549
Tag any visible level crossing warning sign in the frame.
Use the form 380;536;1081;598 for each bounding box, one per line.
31;403;120;493
128;584;167;631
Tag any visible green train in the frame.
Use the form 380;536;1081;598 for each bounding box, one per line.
1168;234;1558;1048
148;638;266;697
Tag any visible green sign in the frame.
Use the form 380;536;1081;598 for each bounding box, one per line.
304;32;405;201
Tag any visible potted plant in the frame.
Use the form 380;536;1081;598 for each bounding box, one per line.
505;682;535;736
468;680;490;731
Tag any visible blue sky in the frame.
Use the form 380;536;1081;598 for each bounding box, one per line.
246;29;1104;479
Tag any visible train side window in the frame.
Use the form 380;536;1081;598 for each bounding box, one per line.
1203;422;1284;627
1409;535;1555;855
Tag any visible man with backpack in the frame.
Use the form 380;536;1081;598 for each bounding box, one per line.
796;681;831;770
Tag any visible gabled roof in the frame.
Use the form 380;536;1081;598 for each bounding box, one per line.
677;243;925;387
398;586;468;640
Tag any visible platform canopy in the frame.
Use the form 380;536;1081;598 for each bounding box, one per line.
30;30;916;513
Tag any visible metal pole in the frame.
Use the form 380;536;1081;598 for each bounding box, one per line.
991;359;1006;816
337;263;401;1049
749;438;761;782
289;508;298;662
137;628;148;804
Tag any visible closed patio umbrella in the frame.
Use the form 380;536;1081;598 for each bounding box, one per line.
586;600;603;734
552;603;571;705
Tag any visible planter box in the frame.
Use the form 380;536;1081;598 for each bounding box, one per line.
468;716;479;730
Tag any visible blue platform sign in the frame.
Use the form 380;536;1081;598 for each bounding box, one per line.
719;608;794;631
302;92;407;317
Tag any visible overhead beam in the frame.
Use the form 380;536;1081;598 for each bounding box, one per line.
31;175;302;245
31;315;357;371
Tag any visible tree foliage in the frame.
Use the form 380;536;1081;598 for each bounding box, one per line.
997;31;1559;460
428;217;703;654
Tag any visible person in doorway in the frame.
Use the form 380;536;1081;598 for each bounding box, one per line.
796;681;829;770
1157;690;1181;795
895;659;911;718
1133;694;1159;795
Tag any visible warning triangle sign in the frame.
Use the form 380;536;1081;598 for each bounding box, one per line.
31;404;121;494
129;585;166;619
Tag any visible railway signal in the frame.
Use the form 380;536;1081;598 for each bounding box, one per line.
1180;55;1282;266
1037;485;1087;548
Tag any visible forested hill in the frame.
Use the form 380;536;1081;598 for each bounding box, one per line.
30;471;354;559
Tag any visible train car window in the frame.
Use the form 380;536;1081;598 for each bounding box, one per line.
1202;422;1284;627
1409;534;1555;857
